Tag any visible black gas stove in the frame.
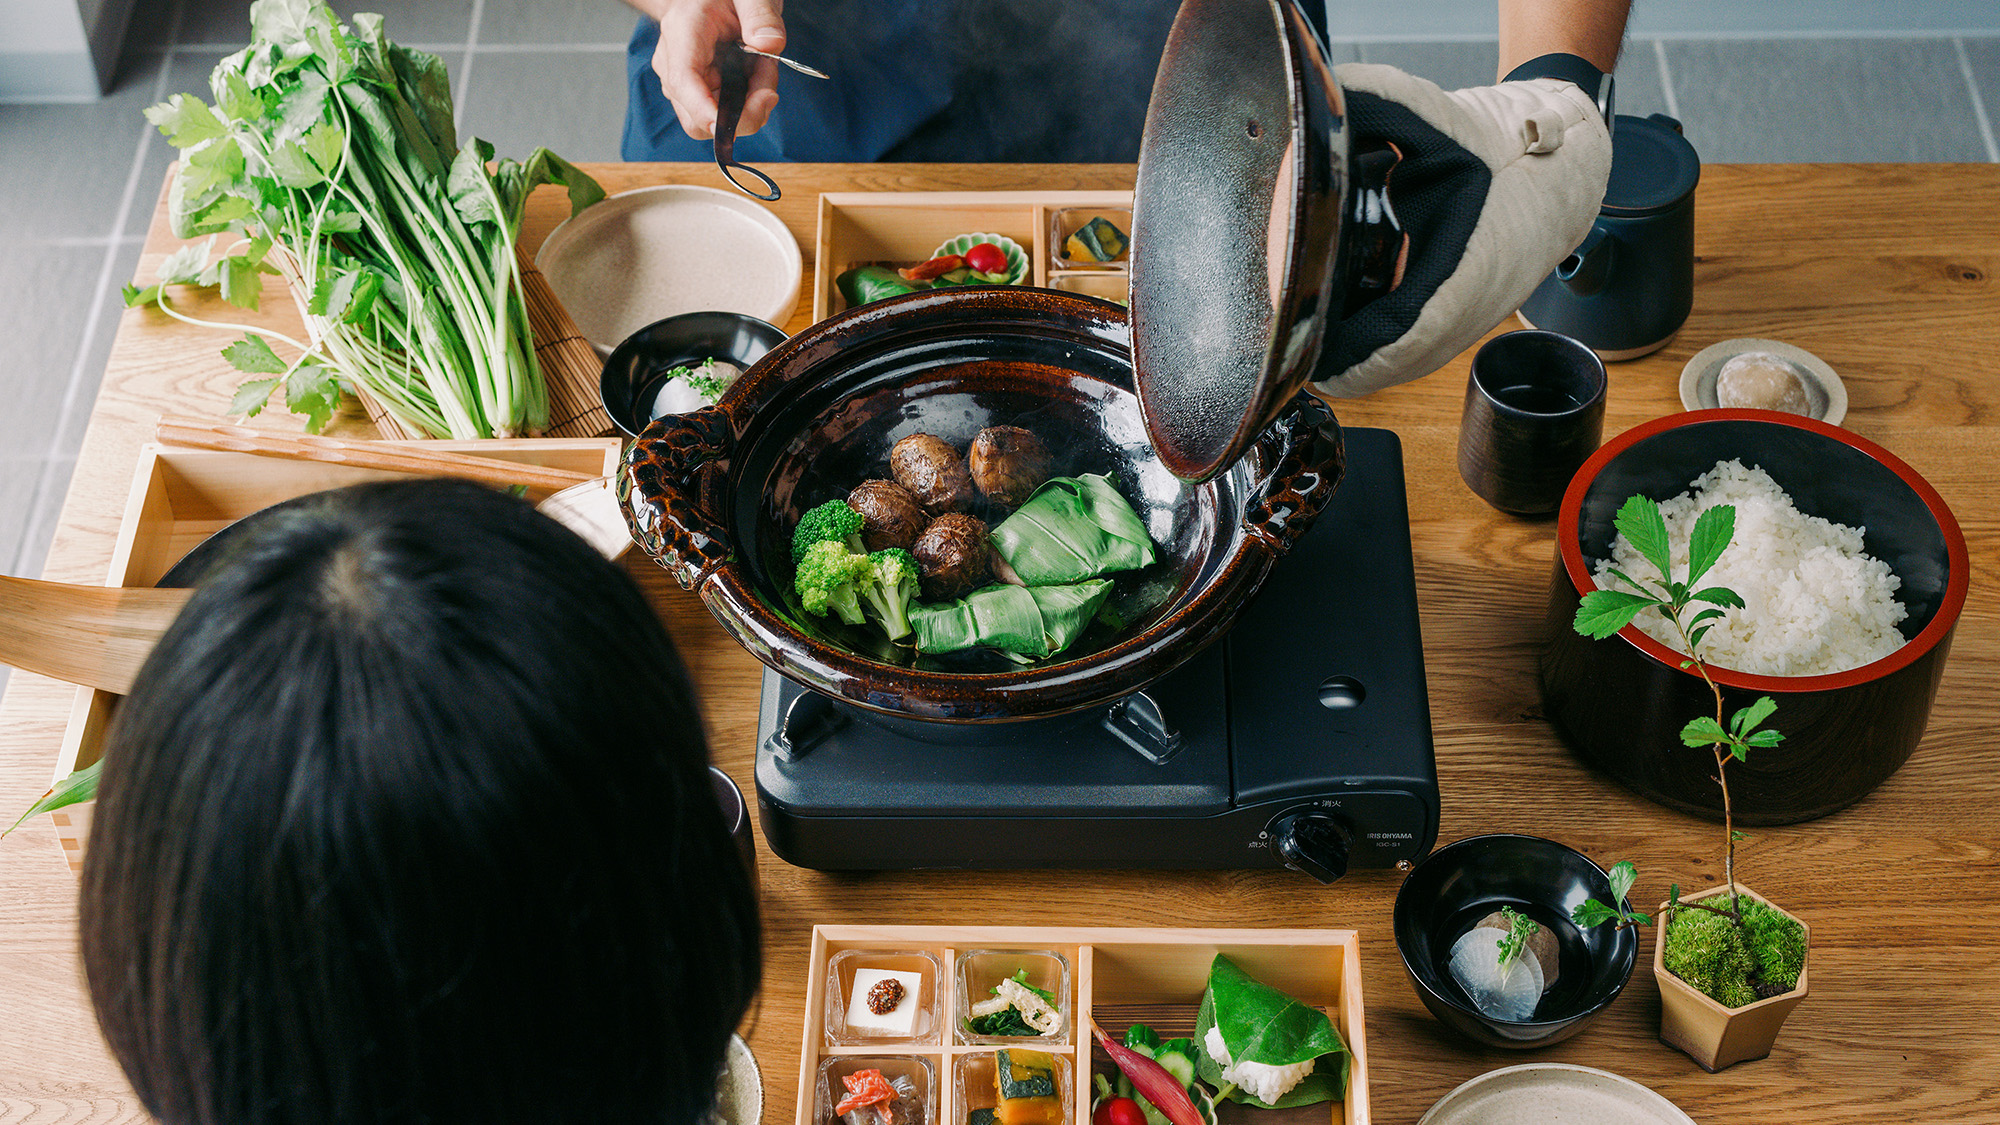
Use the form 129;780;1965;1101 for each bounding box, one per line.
753;426;1437;880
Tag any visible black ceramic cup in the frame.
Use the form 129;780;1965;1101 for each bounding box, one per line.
709;764;759;895
1457;330;1607;517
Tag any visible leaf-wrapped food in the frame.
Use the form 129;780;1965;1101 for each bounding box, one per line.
910;580;1113;658
837;264;926;308
1192;954;1347;1106
990;474;1154;587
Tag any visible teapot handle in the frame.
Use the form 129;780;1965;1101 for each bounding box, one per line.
1242;394;1346;554
620;406;740;588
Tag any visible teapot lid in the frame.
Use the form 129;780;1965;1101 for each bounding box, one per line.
1602;114;1701;217
1128;0;1354;483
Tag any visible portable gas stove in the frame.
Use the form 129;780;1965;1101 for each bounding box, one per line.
753;426;1437;880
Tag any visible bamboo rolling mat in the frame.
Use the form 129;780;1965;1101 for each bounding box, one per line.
358;249;613;441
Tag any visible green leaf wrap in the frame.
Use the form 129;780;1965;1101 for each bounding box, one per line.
910;580;1113;658
1192;954;1347;1106
991;474;1155;587
836;264;925;307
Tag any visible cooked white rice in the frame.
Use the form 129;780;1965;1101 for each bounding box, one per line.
1592;459;1907;676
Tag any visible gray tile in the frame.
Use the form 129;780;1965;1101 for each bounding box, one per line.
1356;40;1500;92
477;0;637;46
1664;38;1990;163
12;457;78;579
457;50;627;163
178;0;473;49
0;53;164;242
0;244;108;463
1611;40;1672;123
1;456;43;574
1964;37;2000;160
55;237;148;463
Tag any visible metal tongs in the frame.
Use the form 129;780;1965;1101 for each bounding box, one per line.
714;41;828;202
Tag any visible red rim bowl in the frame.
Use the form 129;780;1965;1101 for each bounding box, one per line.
1540;409;1969;823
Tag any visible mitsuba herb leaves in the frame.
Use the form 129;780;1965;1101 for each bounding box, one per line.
128;0;604;437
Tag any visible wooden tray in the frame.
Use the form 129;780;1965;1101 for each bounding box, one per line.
812;192;1134;322
44;438;624;872
800;926;1369;1125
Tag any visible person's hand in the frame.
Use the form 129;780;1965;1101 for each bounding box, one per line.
647;0;786;140
1312;64;1613;397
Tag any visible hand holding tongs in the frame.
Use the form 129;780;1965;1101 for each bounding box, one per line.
714;41;827;202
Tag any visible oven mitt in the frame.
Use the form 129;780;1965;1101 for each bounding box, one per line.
1311;64;1612;398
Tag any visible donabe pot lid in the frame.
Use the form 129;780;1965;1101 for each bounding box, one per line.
1131;0;1351;483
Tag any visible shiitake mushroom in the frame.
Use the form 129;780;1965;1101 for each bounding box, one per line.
890;433;975;516
913;513;991;602
968;425;1052;507
847;479;929;551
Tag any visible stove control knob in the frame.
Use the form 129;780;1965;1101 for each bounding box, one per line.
1270;810;1351;884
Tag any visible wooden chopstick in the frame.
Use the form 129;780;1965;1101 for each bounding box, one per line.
153;416;597;494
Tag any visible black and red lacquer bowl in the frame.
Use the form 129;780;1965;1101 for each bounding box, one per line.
1539;409;1968;824
621;286;1343;723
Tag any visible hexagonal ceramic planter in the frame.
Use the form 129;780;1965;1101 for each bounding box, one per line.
1654;883;1810;1072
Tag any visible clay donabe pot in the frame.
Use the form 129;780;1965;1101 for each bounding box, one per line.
621;286;1343;722
1540;410;1969;824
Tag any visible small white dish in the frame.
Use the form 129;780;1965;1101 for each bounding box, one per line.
1679;337;1847;425
1418;1064;1696;1125
707;1034;764;1125
536;185;801;357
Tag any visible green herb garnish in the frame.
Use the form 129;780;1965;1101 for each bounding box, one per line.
1495;906;1538;969
667;357;733;402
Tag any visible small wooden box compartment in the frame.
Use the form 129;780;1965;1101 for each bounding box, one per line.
812;192;1134;322
801;926;1369;1125
46;438;625;872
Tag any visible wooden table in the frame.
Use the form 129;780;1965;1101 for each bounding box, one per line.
3;163;1997;1124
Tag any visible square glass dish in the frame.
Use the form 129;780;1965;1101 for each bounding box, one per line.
817;1055;937;1125
826;948;943;1046
1049;207;1132;270
955;1048;1072;1125
1049;272;1129;307
955;949;1072;1046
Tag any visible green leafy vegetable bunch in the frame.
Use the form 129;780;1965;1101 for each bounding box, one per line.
128;0;604;437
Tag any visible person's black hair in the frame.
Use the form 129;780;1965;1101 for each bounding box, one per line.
80;478;759;1125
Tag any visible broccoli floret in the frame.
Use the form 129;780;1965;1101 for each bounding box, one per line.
792;499;867;564
795;540;869;624
860;548;919;641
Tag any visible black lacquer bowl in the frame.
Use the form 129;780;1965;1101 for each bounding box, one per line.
1394;834;1640;1050
620;286;1344;723
1540;409;1969;824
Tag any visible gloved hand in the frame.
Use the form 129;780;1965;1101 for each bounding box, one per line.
1312;64;1613;398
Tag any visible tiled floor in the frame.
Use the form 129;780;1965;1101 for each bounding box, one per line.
1;0;1998;694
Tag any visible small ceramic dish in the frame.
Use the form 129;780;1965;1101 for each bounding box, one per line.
536;184;801;357
599;311;787;438
930;233;1029;286
1393;834;1639;1049
1417;1064;1695;1125
1678;338;1846;425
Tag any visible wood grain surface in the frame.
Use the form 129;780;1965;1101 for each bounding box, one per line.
3;162;1997;1125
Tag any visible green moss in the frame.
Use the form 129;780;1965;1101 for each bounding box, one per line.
1663;894;1805;1009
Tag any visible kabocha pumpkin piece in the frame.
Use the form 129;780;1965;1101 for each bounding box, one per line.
993;1049;1061;1125
1063;216;1129;263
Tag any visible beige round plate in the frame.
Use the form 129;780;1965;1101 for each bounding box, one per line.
1679;337;1847;425
707;1033;763;1125
536;185;801;356
1418;1064;1696;1125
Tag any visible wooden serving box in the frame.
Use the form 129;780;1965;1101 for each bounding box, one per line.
801;926;1369;1125
812;192;1135;322
45;437;625;872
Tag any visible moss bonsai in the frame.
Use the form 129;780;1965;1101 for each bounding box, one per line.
1568;495;1807;1008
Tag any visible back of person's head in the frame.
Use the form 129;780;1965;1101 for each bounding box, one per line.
80;478;759;1125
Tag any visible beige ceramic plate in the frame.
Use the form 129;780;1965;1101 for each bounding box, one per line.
1418;1064;1696;1125
537;184;802;356
707;1033;763;1125
1679;337;1847;425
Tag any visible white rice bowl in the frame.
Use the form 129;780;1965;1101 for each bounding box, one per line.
1593;459;1908;677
